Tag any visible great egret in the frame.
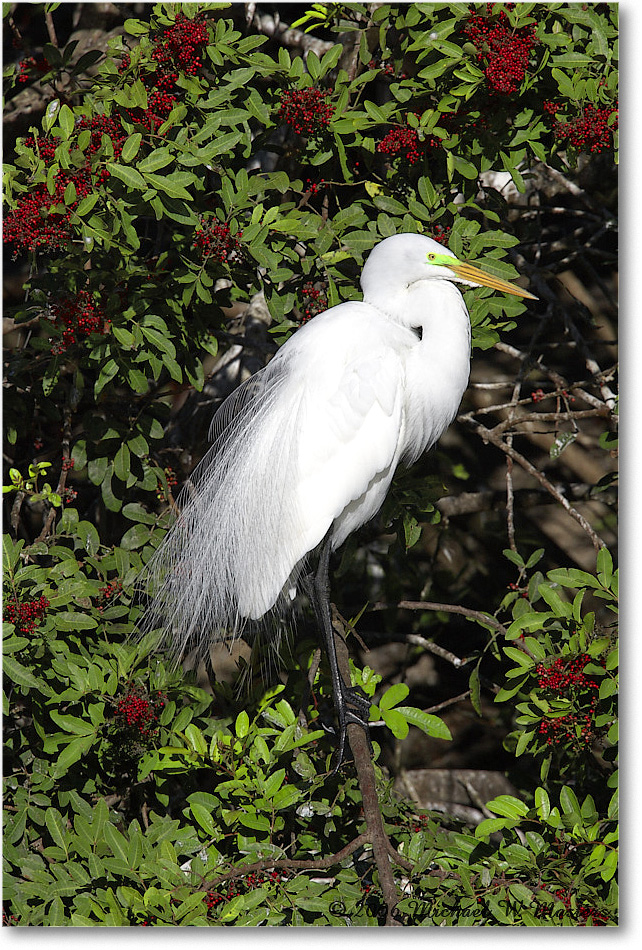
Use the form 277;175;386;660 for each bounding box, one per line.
144;233;535;763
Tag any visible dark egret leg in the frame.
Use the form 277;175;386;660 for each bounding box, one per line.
307;531;372;769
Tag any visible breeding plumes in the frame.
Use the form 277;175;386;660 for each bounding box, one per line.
142;233;535;763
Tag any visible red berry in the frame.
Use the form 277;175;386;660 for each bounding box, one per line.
278;87;333;135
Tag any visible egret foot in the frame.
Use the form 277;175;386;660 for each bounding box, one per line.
332;680;373;772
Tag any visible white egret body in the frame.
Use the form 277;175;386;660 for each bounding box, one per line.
144;233;534;760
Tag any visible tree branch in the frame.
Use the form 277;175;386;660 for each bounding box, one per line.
462;417;607;552
333;624;404;926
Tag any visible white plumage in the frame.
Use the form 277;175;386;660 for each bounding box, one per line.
143;233;533;676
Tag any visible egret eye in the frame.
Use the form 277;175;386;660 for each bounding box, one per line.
427;253;436;261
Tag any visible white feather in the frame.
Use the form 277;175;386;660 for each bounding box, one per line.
141;234;472;661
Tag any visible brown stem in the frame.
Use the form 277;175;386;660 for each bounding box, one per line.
332;627;403;926
10;491;25;534
45;9;59;47
371;600;535;660
34;406;72;543
462;418;607;553
202;833;370;890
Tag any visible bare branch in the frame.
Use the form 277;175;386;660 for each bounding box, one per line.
463;418;607;552
45;9;59;47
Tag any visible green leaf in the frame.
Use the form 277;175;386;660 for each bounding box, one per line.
486;795;529;819
106;163;147;190
125;18;150;35
103;821;129;862
475;816;517;838
114;443;131;483
235;710;250;738
54;611;97;631
395;706;452;740
468;666;482;716
138;148;175;173
560;785;581;818
3;654;47;691
54;734;95;775
50;711;95;736
189;802;215;835
535;787;550;819
379;682;409;710
121;133;143;163
551;67;576;99
143;172;193;200
45;808;69;851
271;784;302;810
381;707;409;739
58;103;75;137
121;524;152;550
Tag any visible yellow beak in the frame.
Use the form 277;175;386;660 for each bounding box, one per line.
446;259;537;300
426;251;537;300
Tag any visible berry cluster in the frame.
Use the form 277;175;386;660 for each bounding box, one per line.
377;116;441;166
367;58;408;81
463;6;538;95
152;12;209;79
157;466;179;501
5;113;131;255
507;581;529;598
3;595;50;636
300;281;327;323
536;653;599;692
552;103;618;153
193;221;243;264
278;87;334;135
61;457;75;472
378;126;422;164
119;17;209;132
431;224;451;246
204;870;284;912
304;176;326;195
539;889;609;926
6;14;211;257
97;579;122;610
75;114;128;184
23;132;59;162
3;166;92;255
16;54;49;83
535;653;602;749
113;686;165;740
410;813;429;834
49;290;109;353
543;100;562;119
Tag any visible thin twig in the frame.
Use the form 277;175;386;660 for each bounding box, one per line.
463;418;607;552
372;601;535;659
202;834;370;890
44;9;59;47
35;405;72;543
405;633;466;668
423;690;472;716
371;600;509;638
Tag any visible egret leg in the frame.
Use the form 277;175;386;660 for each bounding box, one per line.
308;532;372;769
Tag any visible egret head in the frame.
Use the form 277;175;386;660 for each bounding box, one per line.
361;233;536;302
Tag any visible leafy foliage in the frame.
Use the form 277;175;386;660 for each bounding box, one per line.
3;2;617;927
